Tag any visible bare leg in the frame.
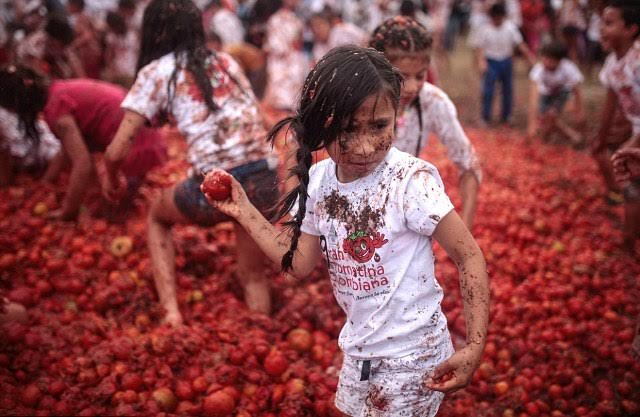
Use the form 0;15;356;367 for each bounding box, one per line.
234;222;271;315
147;186;189;326
623;201;640;253
554;118;582;145
593;149;622;194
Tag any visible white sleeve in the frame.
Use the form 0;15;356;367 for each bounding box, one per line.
297;165;321;236
566;62;584;88
36;119;61;161
404;167;455;237
121;59;169;122
422;89;483;182
529;63;543;85
510;23;523;45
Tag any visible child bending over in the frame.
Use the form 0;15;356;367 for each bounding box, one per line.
527;40;586;146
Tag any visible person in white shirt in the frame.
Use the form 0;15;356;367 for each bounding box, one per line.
527;41;585;145
202;45;489;417
469;2;535;124
370;16;482;229
204;0;246;46
308;8;368;64
262;0;308;112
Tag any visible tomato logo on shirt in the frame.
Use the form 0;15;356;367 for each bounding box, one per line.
342;231;388;263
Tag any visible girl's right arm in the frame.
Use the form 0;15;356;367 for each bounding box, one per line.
202;171;321;277
51;115;92;220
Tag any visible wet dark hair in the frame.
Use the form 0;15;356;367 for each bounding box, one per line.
400;0;416;17
540;40;568;60
369;16;433;60
0;65;48;149
45;14;75;46
267;45;402;271
137;0;218;114
106;11;127;36
607;0;640;38
488;2;507;18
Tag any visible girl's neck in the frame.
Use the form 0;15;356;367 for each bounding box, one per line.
614;39;635;59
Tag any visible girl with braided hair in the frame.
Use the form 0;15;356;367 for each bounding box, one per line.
102;0;279;326
202;45;489;416
370;16;482;229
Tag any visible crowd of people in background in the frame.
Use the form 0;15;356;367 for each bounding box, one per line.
0;0;638;369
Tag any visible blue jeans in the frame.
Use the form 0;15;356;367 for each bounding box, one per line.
482;57;513;122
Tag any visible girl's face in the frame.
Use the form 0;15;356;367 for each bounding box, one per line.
327;94;396;183
389;53;429;108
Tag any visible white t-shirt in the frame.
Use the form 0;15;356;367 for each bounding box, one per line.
210;9;245;46
300;147;454;359
395;83;482;182
599;42;640;136
529;59;584;96
469;20;522;60
312;22;368;63
263;9;308;110
122;51;272;174
0;107;61;167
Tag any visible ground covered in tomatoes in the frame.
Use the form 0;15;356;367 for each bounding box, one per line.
0;127;639;416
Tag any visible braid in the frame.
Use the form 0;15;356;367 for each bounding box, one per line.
369;16;433;58
279;139;313;271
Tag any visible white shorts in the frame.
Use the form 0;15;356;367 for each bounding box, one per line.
335;339;455;417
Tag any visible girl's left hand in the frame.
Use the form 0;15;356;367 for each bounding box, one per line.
424;344;483;393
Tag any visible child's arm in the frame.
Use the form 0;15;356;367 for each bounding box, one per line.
592;89;618;154
426;210;489;393
50;115;92;220
459;172;479;229
474;48;487;74
517;42;536;67
527;80;540;139
41;150;66;183
102;110;146;200
203;172;321;277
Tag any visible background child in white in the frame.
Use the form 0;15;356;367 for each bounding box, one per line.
370;16;482;229
470;2;535;125
202;45;489;417
527;40;585;145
